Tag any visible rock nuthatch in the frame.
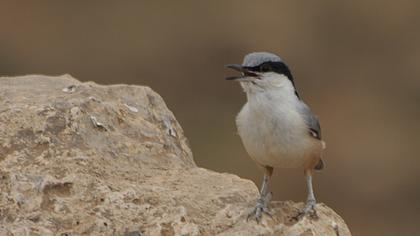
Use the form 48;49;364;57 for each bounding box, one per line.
226;52;326;221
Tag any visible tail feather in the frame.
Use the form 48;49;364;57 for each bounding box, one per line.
314;158;325;171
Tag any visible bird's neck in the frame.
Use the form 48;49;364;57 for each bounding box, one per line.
246;79;299;108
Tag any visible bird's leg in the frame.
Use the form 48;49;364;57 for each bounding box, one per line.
248;166;273;222
296;169;317;219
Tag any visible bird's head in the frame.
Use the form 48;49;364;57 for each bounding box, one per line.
226;52;297;95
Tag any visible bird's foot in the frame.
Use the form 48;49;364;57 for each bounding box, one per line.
293;199;317;220
247;192;273;223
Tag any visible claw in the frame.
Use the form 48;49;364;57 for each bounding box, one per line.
247;192;273;223
247;205;272;223
293;200;318;220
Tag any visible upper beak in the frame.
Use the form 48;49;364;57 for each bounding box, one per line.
225;64;257;80
225;64;248;73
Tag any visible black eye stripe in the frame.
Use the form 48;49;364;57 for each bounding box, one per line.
260;64;271;72
245;61;293;78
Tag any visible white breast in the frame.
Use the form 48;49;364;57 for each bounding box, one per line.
236;81;316;168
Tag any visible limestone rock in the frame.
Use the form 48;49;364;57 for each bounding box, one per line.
0;75;351;236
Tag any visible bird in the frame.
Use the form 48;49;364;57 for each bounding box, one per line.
225;52;326;222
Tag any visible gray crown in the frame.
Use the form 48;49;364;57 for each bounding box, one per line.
242;52;282;67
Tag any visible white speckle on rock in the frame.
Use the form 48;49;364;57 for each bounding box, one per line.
124;103;139;113
88;96;101;102
62;85;76;93
164;118;177;138
90;115;107;131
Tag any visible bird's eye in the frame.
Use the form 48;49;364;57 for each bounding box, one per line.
260;64;271;72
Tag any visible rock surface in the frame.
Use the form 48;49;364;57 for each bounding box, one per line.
0;75;351;236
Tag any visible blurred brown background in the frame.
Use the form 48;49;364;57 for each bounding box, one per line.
1;1;419;235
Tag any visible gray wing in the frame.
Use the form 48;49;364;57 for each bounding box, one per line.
298;101;322;140
298;101;325;170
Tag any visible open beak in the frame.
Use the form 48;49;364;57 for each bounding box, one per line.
225;64;258;81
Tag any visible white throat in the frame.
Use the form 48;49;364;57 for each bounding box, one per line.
241;74;298;105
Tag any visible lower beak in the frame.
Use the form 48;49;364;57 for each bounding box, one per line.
225;64;257;80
